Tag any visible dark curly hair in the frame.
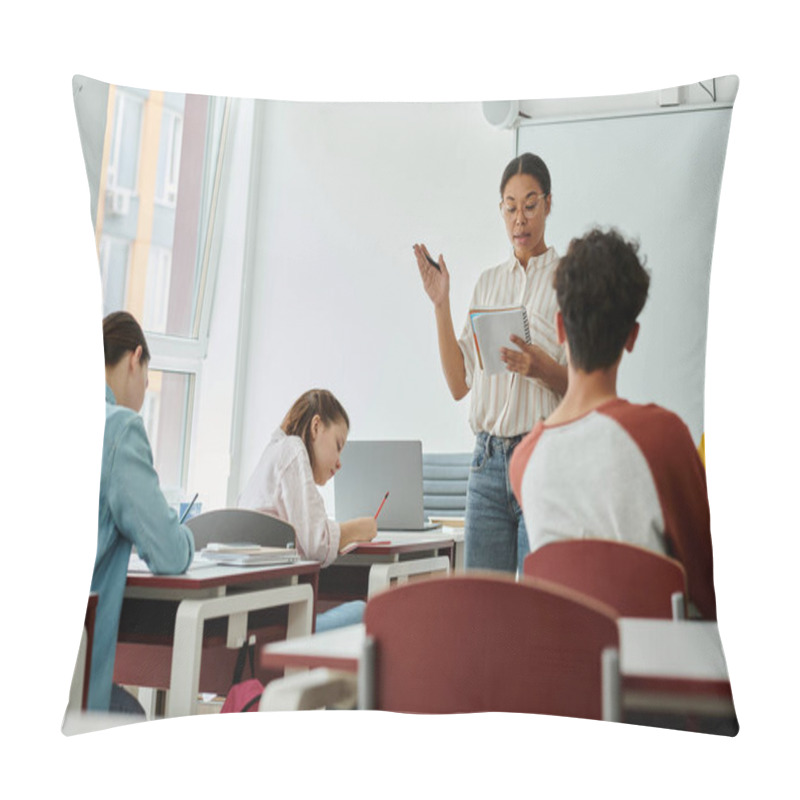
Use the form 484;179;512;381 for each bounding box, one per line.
554;228;650;372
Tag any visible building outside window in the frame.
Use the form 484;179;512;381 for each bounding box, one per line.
95;86;229;501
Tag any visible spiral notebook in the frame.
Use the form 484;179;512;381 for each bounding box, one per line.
469;306;531;375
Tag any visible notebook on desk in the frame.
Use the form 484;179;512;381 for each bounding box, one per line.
334;440;439;531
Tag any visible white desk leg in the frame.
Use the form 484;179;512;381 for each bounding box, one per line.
671;591;686;620
366;556;451;598
454;541;464;572
283;588;315;677
259;669;358;711
166;584;315;718
601;647;621;723
136;688;160;720
285;592;314;639
357;636;376;710
66;628;88;713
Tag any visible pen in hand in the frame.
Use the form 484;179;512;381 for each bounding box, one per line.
425;253;441;272
374;491;390;519
179;493;199;524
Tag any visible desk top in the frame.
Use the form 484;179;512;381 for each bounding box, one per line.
262;618;731;686
126;559;320;590
377;526;464;541
619;618;731;687
262;623;365;672
340;532;455;558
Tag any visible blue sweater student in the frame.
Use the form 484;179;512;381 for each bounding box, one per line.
89;312;194;713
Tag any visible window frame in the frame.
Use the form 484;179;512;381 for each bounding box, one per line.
141;96;233;494
105;90;144;213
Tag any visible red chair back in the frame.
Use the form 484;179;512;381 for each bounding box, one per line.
363;574;618;719
83;594;99;710
523;540;687;619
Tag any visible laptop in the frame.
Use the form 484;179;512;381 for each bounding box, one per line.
334;440;439;531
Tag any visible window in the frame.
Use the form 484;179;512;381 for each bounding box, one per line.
143;245;172;333
141;369;196;495
155;102;183;208
105;90;144;217
96;86;231;493
98;234;131;315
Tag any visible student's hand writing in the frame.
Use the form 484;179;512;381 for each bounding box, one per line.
413;243;450;308
500;335;553;381
339;517;378;552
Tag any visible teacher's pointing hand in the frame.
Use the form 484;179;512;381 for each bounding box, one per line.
413;243;449;308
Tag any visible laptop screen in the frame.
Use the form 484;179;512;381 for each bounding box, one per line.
334;440;428;530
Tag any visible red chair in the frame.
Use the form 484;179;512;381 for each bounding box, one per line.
66;593;99;713
523;540;688;620
83;594;98;709
362;574;620;720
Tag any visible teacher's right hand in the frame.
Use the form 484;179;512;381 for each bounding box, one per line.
413;243;450;308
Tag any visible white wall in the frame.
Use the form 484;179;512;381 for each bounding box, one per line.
517;104;733;443
234;100;514;505
207;91;733;511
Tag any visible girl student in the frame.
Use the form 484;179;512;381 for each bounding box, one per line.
413;153;567;574
238;389;377;631
91;311;195;713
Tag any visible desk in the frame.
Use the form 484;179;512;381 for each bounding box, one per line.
120;560;319;718
321;532;454;602
439;526;465;571
261;619;735;724
619;618;735;718
62;709;144;736
262;622;365;673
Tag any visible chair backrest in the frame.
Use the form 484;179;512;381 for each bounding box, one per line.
83;593;98;710
363;574;619;719
186;508;296;550
523;539;688;620
67;593;99;713
422;452;470;520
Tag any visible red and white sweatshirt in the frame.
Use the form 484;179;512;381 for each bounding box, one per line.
509;398;716;619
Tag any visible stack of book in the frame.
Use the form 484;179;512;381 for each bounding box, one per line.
199;542;300;566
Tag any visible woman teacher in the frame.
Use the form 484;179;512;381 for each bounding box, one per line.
414;152;567;573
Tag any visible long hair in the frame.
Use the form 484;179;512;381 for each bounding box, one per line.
281;389;349;466
499;152;552;197
103;311;150;366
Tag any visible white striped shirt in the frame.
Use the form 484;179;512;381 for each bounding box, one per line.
457;247;566;437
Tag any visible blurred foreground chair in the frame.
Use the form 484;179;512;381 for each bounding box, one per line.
261;574;621;720
523;539;687;620
65;593;98;714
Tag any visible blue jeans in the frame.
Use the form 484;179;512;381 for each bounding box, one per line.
464;432;529;574
316;600;365;633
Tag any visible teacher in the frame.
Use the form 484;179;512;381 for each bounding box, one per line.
414;152;567;573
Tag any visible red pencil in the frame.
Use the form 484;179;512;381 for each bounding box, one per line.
374;491;390;519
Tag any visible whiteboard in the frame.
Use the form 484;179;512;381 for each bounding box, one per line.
517;108;733;442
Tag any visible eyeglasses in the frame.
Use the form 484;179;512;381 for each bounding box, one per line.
500;193;548;220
